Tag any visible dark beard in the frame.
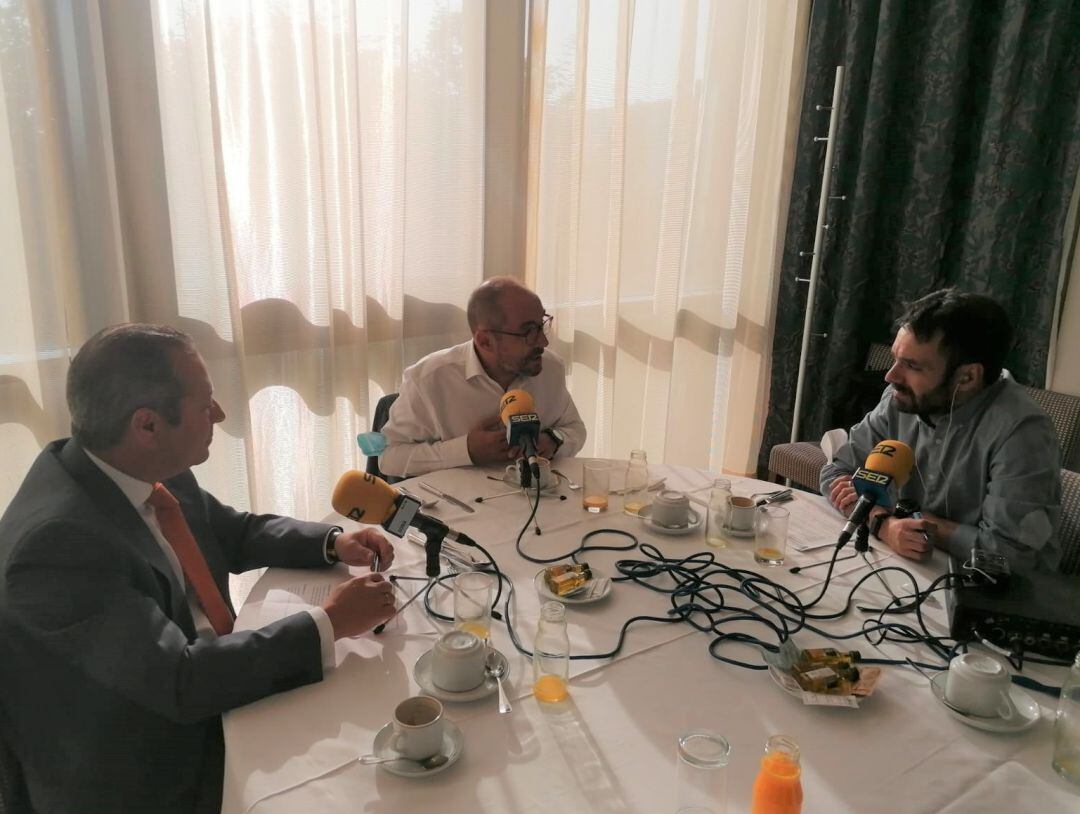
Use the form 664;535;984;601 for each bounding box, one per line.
892;380;953;415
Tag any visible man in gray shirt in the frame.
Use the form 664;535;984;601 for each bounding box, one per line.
821;289;1062;572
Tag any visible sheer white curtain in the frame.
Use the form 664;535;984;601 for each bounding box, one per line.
0;0;486;521
150;0;485;518
0;0;132;506
1;0;807;522
525;0;808;475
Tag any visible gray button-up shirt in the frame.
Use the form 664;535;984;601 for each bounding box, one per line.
820;377;1062;572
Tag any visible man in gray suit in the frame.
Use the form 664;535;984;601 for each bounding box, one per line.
0;324;397;813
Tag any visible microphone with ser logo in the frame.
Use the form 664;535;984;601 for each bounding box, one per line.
499;389;542;486
836;440;915;548
330;470;478;579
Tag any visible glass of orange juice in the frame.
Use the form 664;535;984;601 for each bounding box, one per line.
453;572;494;641
582;462;611;513
754;505;790;567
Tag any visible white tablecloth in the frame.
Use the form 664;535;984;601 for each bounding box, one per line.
221;461;1080;813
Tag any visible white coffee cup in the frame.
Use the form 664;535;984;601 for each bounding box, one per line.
391;696;445;760
430;630;486;692
944;653;1016;718
727;496;757;532
651;490;691;527
506;457;553;489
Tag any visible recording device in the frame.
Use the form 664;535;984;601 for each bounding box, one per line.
837;440;915;547
499;389;541;485
961;549;1012;592
946;554;1080;660
331;470;478;577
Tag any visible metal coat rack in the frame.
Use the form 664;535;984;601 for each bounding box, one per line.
790;66;847;444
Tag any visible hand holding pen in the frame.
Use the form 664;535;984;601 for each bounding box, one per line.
891;499;934;561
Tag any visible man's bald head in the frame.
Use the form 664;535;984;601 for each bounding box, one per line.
467;277;537;333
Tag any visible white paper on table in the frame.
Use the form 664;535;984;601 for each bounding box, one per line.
803;691;860;708
244;583;332;629
788;493;848;551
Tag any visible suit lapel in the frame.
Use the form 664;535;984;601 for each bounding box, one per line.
56;440;192;627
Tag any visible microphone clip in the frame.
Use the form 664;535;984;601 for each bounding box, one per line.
380;492;422;537
423;529;447;578
853;523;871;554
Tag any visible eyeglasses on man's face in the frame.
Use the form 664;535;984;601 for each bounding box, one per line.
488;313;553;345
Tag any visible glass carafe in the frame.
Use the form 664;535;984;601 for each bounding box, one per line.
622;449;650;516
532;601;570;703
750;735;802;814
705;478;732;547
1053;652;1080;784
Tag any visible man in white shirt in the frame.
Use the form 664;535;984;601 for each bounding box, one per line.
380;277;586;478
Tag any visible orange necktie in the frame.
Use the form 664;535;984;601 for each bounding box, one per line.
147;483;234;636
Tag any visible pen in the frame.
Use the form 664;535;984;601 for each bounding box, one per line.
373;579;430;635
912;511;932;546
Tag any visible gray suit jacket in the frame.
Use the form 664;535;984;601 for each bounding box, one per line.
0;439;335;813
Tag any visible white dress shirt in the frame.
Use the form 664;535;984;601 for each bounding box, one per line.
84;450;336;670
380;340;587;477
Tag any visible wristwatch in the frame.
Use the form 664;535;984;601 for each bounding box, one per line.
543;427;565;455
324;528;342;563
869;511;890;541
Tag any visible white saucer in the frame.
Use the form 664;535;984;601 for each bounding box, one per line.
502;471;560;493
371;719;464;777
413;649;508;702
929;672;1040;733
534;569;613;604
638;505;703;536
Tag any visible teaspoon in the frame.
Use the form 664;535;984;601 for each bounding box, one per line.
552;470;581;491
485;650;512;714
358;752;449;770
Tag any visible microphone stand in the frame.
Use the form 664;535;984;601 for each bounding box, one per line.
373;529;446;635
854;521;901;605
519;433;541;489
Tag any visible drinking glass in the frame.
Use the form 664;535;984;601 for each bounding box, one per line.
705;478;733;548
453;571;495;641
675;729;730;814
753;505;790;566
582;462;611;513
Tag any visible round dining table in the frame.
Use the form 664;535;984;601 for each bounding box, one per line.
221;458;1079;813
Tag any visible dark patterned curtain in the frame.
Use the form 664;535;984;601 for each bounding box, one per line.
759;0;1080;476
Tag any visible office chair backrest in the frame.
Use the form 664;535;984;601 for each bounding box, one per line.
1060;468;1080;576
365;393;400;482
1023;387;1080;472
